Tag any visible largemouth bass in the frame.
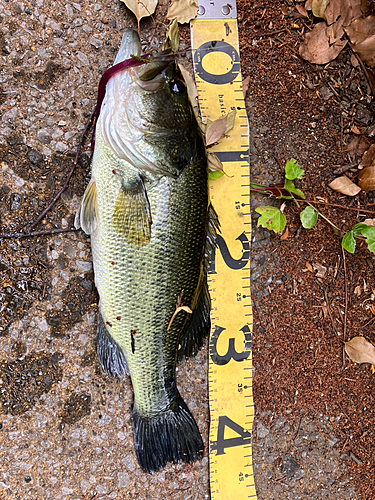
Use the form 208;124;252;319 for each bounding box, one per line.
77;29;216;473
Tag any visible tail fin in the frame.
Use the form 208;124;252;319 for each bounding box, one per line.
133;393;204;473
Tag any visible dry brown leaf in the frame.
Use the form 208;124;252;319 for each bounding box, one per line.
363;218;375;226
326;18;344;44
313;262;327;278
280;226;289;240
328;176;361;196
281;5;289;15
354;284;362;297
351;124;361;135
178;64;203;131
344;336;375;365
207;152;224;173
311;0;330;19
205;110;236;146
299;23;347;64
346;135;373;157
359;143;375;168
242;76;250;98
324;0;362;27
344;15;375;43
296;5;309;18
225;109;236;134
163;18;179;53
351;52;360;67
120;0;157;22
358;166;375;191
167;0;198;24
344;16;375;67
205;116;228;146
306;262;314;273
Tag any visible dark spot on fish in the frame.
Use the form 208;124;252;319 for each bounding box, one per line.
106;321;112;327
112;169;117;174
131;330;136;354
111;261;115;266
116;316;121;321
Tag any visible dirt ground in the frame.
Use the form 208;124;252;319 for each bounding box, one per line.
0;0;375;499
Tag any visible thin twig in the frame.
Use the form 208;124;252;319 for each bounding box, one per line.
250;187;375;214
307;201;341;234
25;106;96;233
0;228;77;239
350;44;375;97
342;247;348;345
333;162;359;175
327;80;342;101
324;288;339;337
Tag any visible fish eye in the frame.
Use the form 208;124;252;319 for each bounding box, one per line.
170;79;186;95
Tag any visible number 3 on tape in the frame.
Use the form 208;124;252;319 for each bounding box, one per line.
191;1;257;498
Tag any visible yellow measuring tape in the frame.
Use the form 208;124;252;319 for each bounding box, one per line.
191;5;257;499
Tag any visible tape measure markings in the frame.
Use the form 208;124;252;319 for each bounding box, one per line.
191;13;257;499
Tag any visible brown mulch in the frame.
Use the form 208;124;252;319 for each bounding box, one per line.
237;1;375;499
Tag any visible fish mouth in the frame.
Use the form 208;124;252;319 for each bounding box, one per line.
136;49;176;81
134;49;176;91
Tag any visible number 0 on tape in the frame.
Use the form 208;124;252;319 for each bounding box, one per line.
191;2;257;499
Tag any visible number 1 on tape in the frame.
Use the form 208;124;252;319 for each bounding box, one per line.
191;2;257;499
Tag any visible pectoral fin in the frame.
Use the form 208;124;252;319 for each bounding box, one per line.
75;179;98;235
112;177;152;246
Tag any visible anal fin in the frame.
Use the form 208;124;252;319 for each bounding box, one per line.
97;311;129;377
112;177;152;246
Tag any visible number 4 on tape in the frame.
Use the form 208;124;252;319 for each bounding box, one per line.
212;416;252;455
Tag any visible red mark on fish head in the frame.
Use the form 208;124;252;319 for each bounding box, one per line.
116;316;121;321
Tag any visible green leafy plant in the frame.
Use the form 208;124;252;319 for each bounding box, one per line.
252;158;375;255
342;223;375;254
